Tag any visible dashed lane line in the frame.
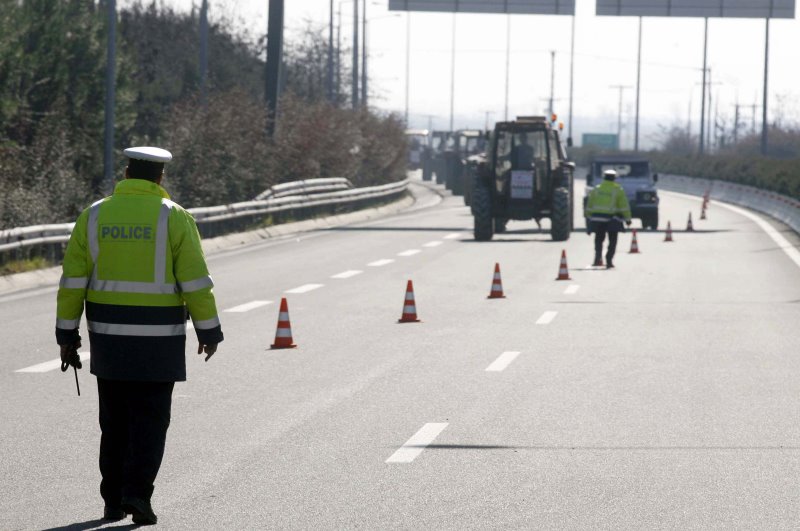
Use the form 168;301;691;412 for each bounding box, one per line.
423;241;443;248
331;270;363;279
285;284;324;294
16;352;90;373
564;285;580;295
224;300;273;313
398;249;421;257
485;351;520;372
386;423;449;464
443;233;464;239
536;311;558;325
368;259;395;267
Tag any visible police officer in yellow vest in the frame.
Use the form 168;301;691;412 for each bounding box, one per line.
55;147;224;525
585;169;632;268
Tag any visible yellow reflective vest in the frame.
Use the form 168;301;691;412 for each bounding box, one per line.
55;178;223;382
585;180;632;222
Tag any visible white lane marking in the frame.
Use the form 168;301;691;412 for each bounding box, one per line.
444;233;464;239
331;270;363;279
564;285;580;295
224;300;272;313
368;259;395;267
485;351;520;372
398;249;421;257
386;423;448;464
423;241;443;248
16;352;90;373
536;311;558;325
285;283;324;294
663;190;800;270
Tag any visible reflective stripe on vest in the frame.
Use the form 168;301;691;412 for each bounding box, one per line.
88;198;179;294
192;316;221;330
56;317;81;329
60;276;89;289
88;321;186;337
179;275;214;293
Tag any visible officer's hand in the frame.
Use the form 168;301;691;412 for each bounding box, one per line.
60;342;82;369
625;220;632;227
197;343;218;362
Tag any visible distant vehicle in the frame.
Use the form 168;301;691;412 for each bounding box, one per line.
423;131;452;183
471;116;575;241
443;129;485;196
404;129;429;171
584;155;659;230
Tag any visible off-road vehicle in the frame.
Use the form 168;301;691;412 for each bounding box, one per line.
471;116;574;241
422;131;452;183
584;155;659;230
404;129;429;171
442;129;485;196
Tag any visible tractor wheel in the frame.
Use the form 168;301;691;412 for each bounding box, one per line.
473;182;494;241
494;217;508;233
422;160;432;181
643;212;659;230
550;187;570;242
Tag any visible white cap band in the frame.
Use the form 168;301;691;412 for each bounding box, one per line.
124;146;172;163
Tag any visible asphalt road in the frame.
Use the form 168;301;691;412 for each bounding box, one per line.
1;174;799;530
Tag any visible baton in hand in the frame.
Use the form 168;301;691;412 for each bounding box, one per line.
60;348;82;396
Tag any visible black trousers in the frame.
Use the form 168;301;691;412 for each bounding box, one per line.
97;377;174;505
594;223;619;262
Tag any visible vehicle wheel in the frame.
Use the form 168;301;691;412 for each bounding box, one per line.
464;187;471;206
644;213;658;230
550;187;570;242
452;172;464;196
422;161;432;181
473;182;494;241
494;217;508;233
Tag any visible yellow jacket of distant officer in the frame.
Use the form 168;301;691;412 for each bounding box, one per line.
585;180;632;224
55;178;223;382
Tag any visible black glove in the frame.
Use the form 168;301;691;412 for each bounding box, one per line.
197;343;218;362
625;220;632;227
60;343;82;371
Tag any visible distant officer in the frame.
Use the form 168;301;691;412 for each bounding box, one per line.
585;169;632;268
55;147;224;525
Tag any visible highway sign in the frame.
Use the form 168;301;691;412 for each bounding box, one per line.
582;133;619;149
596;0;795;19
388;0;575;15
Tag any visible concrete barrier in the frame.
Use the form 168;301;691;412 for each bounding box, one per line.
658;174;800;235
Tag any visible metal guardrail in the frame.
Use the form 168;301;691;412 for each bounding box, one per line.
0;178;409;263
658;174;800;235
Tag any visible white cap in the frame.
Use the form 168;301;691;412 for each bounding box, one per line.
603;169;618;178
123;146;172;163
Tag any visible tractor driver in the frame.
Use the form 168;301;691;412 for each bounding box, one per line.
510;132;534;169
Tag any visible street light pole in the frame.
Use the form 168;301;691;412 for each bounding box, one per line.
761;3;773;156
504;14;510;121
352;0;359;109
634;16;642;151
103;0;116;194
449;13;456;131
361;0;367;107
199;0;208;107
327;0;334;102
610;85;632;150
405;13;410;124
265;0;284;136
699;17;708;154
568;13;576;145
548;50;555;118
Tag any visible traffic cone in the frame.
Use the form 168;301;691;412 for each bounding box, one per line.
629;229;640;254
487;263;506;299
664;221;674;242
270;297;297;349
686;212;694;232
555;250;572;281
700;204;707;220
398;280;421;323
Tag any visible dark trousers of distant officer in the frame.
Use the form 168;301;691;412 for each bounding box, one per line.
97;378;174;506
593;221;619;264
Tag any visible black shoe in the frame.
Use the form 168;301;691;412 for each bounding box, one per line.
121;496;158;525
103;506;127;521
606;261;615;269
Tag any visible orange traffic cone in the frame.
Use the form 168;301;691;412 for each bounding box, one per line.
686;212;694;232
629;229;640;254
398;280;421;323
270;297;297;349
664;221;674;242
700;204;707;220
487;263;506;299
555;250;571;281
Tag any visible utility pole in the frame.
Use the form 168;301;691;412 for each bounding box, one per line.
327;0;334;102
732;103;740;144
265;0;284;136
199;0;208;107
548;50;555;118
761;2;773;156
707;68;712;151
699;17;708;154
404;13;410;124
610;85;632;150
634;16;642;151
103;0;116;194
449;13;456;131
336;4;343;104
484;111;494;130
567;13;576;146
361;0;367;107
352;0;359;109
504;14;511;121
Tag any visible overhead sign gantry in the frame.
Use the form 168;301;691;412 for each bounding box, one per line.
388;0;574;14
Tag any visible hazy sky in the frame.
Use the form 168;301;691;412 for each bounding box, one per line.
125;0;800;148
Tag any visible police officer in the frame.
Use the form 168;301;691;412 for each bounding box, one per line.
55;147;224;525
585;169;632;268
